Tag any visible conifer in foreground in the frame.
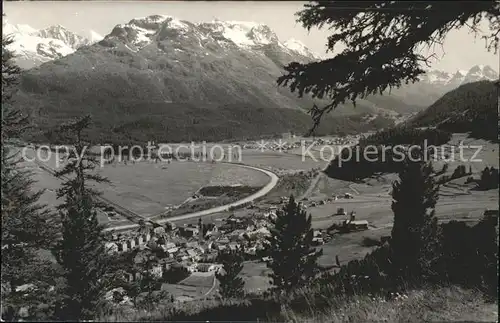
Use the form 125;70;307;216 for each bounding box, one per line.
1;33;57;321
216;248;245;299
390;159;441;282
265;195;322;296
52;115;110;320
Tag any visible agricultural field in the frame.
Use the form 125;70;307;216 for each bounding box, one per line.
179;272;215;289
209;166;268;186
300;134;499;272
240;150;326;172
27;160;136;228
160;283;212;302
160;272;216;302
23;147;271;220
94;161;269;217
318;229;382;268
254;134;498;277
427;133;498;176
25;160;61;209
241;261;272;294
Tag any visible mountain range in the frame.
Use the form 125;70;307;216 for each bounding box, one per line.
5;18;496;88
3;20;103;69
419;66;498;88
4;15;498;143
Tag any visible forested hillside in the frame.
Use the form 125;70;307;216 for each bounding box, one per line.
410;80;498;141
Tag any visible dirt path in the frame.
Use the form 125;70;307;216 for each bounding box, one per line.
348;184;360;195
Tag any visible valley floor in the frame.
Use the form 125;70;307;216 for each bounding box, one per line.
27;133;499;302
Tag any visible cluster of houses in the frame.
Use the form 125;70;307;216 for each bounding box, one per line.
301;192;355;209
103;211;280;281
103;193;369;283
240;135;361;153
311;135;361;146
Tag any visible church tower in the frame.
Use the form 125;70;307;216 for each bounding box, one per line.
198;217;204;241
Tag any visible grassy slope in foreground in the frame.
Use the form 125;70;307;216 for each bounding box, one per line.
101;285;497;322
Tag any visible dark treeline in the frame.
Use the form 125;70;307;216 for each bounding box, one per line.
325;127;452;181
359;126;452;146
25;102;394;146
438;112;498;142
198;186;261;198
477;166;499;190
410;81;498;142
437;164;470;184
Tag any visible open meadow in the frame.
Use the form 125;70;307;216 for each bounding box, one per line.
241;261;272;294
236;134;499;288
95;161;269;217
23;147;270;220
304;134;499;269
240;150;327;172
161;272;216;302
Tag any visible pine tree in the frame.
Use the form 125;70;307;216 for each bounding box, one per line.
52;115;111;320
131;249;168;312
478;166;498;190
1;33;57;320
2;35;26;141
473;215;498;298
390;160;441;282
479;167;490;188
490;167;499;188
215;248;245;299
265;196;322;296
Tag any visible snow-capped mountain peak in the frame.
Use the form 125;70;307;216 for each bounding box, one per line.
89;30;104;43
466;64;498;81
36;24;90;48
106;14;319;60
5;14;321;69
2;20;100;69
3;22;38;36
420;65;498;88
108;15;192;48
283;38;320;59
129;14;190;33
199;20;279;47
422;70;451;85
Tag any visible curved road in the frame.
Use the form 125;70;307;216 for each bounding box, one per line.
104;163;279;232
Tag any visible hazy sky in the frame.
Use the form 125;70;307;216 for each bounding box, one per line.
3;1;499;72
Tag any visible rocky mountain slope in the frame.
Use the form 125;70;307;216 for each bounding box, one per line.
7;15;498;143
12;15;392;143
